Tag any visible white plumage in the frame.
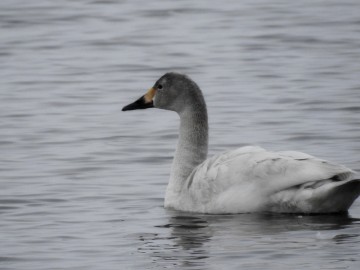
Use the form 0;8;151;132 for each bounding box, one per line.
168;146;359;213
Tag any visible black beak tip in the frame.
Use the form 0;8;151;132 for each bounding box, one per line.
122;105;130;111
122;103;138;111
122;97;154;112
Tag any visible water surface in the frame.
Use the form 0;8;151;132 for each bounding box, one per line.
1;0;360;269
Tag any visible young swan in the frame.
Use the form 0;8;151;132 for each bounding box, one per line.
123;72;360;214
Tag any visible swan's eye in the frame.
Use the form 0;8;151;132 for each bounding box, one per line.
157;84;163;90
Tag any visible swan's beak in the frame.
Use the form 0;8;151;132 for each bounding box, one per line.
122;87;156;111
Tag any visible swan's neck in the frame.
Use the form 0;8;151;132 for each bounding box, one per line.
167;108;208;196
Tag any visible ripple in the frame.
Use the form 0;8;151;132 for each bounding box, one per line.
338;106;360;112
1;1;360;269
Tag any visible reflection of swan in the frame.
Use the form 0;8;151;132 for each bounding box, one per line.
138;213;212;269
138;212;359;269
164;212;358;240
202;212;358;235
161;214;212;251
123;72;360;214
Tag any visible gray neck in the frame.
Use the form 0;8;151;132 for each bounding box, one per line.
169;107;208;192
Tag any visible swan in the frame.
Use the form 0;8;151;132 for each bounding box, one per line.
122;72;360;214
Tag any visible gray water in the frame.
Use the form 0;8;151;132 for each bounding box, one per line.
1;0;360;269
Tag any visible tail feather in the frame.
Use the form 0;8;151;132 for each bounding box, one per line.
321;179;360;212
270;178;360;213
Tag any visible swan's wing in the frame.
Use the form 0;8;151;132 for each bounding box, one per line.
186;146;356;199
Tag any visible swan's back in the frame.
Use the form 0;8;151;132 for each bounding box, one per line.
174;146;360;214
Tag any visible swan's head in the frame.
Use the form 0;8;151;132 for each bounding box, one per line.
122;72;204;114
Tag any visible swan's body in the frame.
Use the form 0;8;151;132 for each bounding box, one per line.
123;72;360;214
166;146;359;213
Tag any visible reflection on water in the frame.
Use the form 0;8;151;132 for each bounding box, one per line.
139;212;360;269
140;215;212;269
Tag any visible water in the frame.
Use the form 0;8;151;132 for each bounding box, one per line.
1;0;360;269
